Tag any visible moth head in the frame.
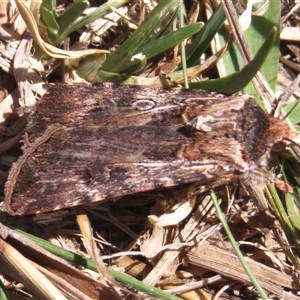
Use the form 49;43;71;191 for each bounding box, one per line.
270;140;287;156
257;117;299;167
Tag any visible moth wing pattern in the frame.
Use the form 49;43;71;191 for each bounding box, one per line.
4;83;294;215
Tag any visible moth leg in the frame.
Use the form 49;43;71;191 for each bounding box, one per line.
20;132;30;151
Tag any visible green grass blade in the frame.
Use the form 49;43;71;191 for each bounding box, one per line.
218;3;281;94
136;22;203;60
0;279;9;300
56;0;89;36
189;27;277;94
267;185;300;268
10;228;182;300
101;1;180;73
182;4;226;68
40;0;89;44
210;191;269;299
51;0;130;45
40;0;60;37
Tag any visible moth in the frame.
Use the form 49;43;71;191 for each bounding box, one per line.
3;83;296;215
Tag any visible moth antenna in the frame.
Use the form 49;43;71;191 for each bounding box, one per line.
283;137;300;161
281;100;300;121
283;138;300;148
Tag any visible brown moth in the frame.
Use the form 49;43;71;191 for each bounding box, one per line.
3;83;297;215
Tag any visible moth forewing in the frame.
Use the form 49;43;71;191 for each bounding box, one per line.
3;83;298;215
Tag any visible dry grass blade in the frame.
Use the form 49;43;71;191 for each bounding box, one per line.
141;193;220;287
74;206;120;292
15;0;109;58
221;0;275;112
0;224;67;299
1;222;116;299
185;242;298;299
